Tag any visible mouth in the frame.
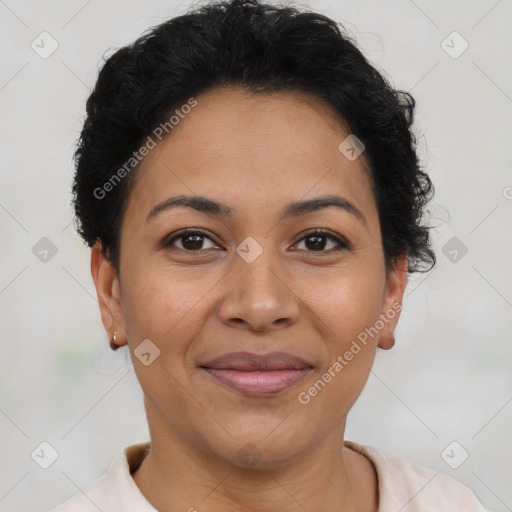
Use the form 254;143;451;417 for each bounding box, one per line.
199;351;314;396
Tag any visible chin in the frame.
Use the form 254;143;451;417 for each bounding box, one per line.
199;421;317;471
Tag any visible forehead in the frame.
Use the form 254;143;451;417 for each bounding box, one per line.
122;86;377;228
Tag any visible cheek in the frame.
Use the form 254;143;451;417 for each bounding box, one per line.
299;267;383;407
121;268;204;351
121;272;204;406
296;276;381;417
304;265;384;345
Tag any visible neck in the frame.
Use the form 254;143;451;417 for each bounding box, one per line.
131;405;377;512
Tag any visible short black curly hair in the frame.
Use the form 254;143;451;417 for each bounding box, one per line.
71;0;435;277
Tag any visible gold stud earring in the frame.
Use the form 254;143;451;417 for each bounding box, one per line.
110;330;120;351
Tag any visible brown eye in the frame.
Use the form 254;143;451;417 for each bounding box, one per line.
165;229;218;251
162;228;350;254
294;229;349;253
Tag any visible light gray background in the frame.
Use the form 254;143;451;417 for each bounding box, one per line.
0;0;511;511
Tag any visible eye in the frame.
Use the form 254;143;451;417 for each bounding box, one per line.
164;229;219;252
162;228;350;254
293;229;350;253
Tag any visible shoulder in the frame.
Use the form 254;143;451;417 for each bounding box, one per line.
49;442;154;512
344;440;490;512
49;472;111;512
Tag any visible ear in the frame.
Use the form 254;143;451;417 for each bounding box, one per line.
90;239;127;349
378;254;408;350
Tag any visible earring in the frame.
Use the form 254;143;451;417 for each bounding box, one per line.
110;330;120;351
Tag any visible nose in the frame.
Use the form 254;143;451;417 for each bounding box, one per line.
217;249;300;332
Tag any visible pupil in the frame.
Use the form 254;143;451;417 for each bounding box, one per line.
184;234;203;250
306;235;326;251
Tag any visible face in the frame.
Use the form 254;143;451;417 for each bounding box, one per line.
92;86;407;469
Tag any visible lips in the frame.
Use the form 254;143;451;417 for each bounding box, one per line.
200;351;312;371
199;351;313;395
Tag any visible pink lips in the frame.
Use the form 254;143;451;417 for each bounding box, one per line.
199;351;313;396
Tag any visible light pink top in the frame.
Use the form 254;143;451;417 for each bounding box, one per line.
50;441;490;511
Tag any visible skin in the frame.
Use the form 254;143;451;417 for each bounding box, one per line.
91;86;408;512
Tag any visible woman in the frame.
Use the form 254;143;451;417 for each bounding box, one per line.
52;0;490;510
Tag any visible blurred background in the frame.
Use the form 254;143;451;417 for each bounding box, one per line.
0;0;511;510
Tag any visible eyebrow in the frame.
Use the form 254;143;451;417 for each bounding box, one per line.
146;194;366;225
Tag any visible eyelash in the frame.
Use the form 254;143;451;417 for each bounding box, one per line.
162;228;350;254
